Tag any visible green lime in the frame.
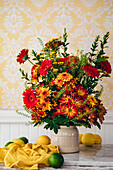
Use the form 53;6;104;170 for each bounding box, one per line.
19;137;29;144
49;153;64;168
5;141;14;147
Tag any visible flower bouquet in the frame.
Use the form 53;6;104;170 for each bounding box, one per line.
16;29;112;134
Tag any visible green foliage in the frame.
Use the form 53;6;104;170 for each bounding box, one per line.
19;68;30;81
16;110;31;118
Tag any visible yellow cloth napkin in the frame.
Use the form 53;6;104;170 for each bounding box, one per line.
0;143;59;169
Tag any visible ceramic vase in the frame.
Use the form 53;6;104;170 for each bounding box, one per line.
51;126;79;153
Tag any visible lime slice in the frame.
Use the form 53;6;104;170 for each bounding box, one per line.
49;153;64;168
19;137;29;144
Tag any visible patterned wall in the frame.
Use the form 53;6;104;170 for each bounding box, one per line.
0;0;113;112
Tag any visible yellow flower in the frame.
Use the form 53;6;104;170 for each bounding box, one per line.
31;78;38;85
88;95;97;107
53;69;58;72
101;55;109;58
55;57;61;60
58;62;64;65
40;99;52;111
53;62;57;65
54;78;64;87
40;87;51;99
57;72;73;82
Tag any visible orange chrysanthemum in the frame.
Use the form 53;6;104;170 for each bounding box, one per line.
54;78;64;87
76;85;87;98
62;104;78;120
40;87;51;99
40;98;52;111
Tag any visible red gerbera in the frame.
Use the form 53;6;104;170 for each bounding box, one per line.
38;59;53;75
22;88;37;109
17;49;29;64
99;60;112;74
83;65;99;77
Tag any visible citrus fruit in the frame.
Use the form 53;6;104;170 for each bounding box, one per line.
19;137;29;144
10;138;25;147
82;133;95;146
49;153;64;168
5;141;14;147
79;134;83;144
6;143;20;149
94;134;102;144
36;135;51;145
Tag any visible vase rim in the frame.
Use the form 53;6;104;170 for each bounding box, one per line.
59;125;77;129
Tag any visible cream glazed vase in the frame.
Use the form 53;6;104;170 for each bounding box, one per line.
51;126;79;153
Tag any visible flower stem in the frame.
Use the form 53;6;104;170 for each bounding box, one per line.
28;59;34;65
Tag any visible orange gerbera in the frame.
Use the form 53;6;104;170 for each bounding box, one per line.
57;72;73;82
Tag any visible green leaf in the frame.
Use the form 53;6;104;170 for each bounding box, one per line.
93;121;101;129
37;38;44;48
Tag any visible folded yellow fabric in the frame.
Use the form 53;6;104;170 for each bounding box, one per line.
0;143;59;169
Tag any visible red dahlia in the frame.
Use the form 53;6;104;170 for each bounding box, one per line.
38;59;53;75
17;49;29;64
99;60;112;74
22;88;37;109
83;65;99;78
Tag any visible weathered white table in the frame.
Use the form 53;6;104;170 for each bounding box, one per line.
0;144;113;170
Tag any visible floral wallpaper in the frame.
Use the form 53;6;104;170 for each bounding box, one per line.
0;0;113;112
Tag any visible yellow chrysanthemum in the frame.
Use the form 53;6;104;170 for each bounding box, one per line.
40;87;51;99
53;62;57;65
40;99;52;111
53;69;58;72
88;95;97;106
31;78;38;85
